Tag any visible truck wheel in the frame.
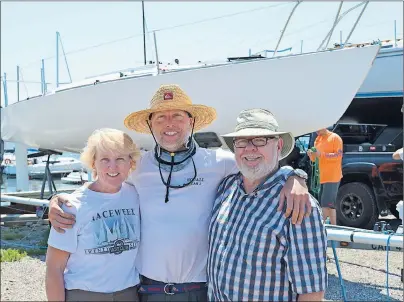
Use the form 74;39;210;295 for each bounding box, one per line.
336;182;378;229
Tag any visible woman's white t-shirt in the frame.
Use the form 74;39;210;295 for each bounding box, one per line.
47;182;141;293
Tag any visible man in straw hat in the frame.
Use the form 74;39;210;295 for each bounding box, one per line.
208;108;327;302
47;84;311;301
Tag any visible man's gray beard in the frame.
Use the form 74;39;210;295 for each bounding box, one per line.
236;156;279;182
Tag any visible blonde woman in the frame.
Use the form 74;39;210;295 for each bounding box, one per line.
45;128;141;301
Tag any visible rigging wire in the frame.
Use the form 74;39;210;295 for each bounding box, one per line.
19;2;289;69
17;68;30;100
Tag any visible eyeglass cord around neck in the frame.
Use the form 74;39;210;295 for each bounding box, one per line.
146;119;198;203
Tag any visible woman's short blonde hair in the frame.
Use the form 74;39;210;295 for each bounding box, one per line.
80;128;141;179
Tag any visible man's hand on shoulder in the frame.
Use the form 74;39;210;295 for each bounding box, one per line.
48;194;76;233
278;175;311;224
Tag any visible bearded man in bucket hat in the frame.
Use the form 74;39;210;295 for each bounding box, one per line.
47;85;312;302
208;109;327;302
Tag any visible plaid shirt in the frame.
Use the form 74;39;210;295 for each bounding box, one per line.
207;166;327;301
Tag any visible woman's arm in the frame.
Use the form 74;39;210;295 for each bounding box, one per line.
45;246;70;301
393;147;403;160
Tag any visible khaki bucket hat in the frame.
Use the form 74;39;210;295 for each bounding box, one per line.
222;108;295;160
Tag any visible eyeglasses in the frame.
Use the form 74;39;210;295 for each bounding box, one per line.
233;137;278;148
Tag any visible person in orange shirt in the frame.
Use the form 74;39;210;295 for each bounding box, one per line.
308;128;343;225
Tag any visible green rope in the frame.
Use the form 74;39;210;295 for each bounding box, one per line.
309;147;321;199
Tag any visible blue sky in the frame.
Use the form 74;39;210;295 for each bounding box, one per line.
1;1;402;105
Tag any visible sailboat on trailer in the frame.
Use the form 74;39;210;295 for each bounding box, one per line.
0;3;391;153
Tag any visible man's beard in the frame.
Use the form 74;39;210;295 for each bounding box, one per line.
157;130;191;151
236;152;279;182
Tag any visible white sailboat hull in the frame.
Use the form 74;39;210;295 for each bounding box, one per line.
61;171;88;184
1;45;380;153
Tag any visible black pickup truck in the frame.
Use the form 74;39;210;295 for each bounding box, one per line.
283;123;403;229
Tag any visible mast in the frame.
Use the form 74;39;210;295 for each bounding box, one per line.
142;1;147;65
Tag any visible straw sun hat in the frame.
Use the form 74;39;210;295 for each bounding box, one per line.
221;108;295;160
124;84;217;134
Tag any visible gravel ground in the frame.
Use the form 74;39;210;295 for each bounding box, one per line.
325;247;403;301
1;247;402;301
1;255;47;301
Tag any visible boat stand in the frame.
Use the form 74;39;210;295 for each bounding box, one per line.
27;149;63;199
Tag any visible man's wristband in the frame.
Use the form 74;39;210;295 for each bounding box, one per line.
291;168;308;181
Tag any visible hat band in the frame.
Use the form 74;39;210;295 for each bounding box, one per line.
235;121;278;132
150;101;191;108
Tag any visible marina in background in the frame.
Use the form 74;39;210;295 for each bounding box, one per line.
0;3;402;301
